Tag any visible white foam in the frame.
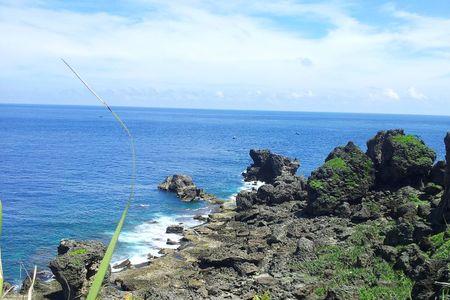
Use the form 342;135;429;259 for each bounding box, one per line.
111;214;202;270
111;180;264;270
228;179;265;201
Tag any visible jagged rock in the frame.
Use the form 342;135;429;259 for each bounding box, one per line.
295;237;316;260
166;238;178;245
49;239;109;300
394;244;449;299
432;133;450;227
374;245;398;263
158;174;216;202
198;248;263;271
411;259;449;300
430;160;446;186
19;270;61;298
307;142;375;215
113;259;131;270
243;149;299;183
236;175;306;211
366;129;436;188
166;225;184;234
236;190;257;211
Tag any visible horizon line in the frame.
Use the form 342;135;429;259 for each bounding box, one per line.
1;101;450;118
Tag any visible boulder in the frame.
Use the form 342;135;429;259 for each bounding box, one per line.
49;239;109;300
307;142;375;215
366;129;436;188
243;149;299;183
166;225;184;234
158;174;203;201
256;175;307;205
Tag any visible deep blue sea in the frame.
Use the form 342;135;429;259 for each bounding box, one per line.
1;104;450;283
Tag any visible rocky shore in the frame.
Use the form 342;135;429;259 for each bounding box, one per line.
8;129;450;299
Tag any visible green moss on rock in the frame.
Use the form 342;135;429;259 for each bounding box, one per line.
69;248;87;256
290;221;412;299
307;142;375;215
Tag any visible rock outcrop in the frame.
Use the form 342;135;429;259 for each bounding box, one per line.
366;129;436;188
432;133;450;227
243;149;299;183
49;240;110;300
158;174;217;202
236;174;307;211
307;142;375;215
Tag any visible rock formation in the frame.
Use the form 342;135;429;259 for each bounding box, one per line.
432;132;450;227
27;129;450;300
243;149;299;183
49;240;110;300
158;174;217;202
366;129;436;188
307;142;375;215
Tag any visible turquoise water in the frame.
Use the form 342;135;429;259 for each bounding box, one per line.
1;104;450;283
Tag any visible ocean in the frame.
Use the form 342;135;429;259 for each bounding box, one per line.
1;104;450;284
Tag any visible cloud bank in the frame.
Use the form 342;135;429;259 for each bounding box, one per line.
0;0;449;114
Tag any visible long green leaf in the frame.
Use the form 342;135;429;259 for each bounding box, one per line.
0;200;3;298
61;59;136;300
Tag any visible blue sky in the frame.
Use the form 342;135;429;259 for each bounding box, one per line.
1;0;450;114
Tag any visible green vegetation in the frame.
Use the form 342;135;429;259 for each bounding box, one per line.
62;60;136;300
391;134;424;147
0;201;3;298
309;179;324;190
390;134;435;171
430;228;450;260
407;193;429;207
290;222;412;299
324;157;349;170
69;248;87;256
252;291;271;300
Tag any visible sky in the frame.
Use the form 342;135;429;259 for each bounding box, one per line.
0;0;450;115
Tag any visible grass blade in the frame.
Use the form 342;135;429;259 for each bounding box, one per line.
27;266;37;300
61;59;136;300
0;200;3;298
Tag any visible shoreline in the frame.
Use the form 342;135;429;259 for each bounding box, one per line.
110;179;264;273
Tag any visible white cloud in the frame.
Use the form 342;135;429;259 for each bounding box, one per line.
408;87;427;100
215;91;224;98
383;88;400;100
0;1;449;114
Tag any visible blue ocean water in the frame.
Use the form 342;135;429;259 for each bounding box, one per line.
1;104;450;283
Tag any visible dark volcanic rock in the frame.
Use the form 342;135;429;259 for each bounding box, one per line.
49;239;109;300
158;174;216;202
256;175;307;205
432;133;450;227
429;160;446;186
307;142;375;215
166;225;184;234
366;129;436;188
243;149;299;183
20;270;61;297
236;174;306;211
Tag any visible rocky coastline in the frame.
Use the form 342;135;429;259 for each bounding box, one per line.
7;129;450;299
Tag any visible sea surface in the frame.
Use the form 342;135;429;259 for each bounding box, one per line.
1;104;450;283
